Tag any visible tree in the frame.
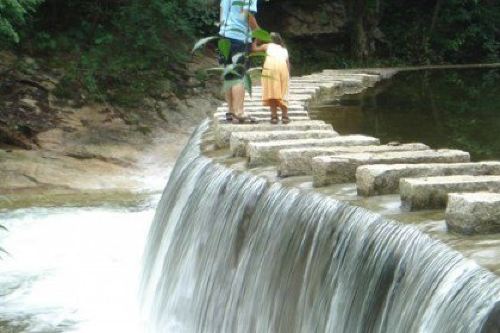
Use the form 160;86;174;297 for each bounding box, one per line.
0;0;42;43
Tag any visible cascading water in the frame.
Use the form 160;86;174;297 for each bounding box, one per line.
140;121;500;333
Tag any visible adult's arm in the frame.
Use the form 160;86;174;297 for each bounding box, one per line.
248;13;260;31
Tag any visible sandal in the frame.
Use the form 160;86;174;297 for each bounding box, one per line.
225;112;234;122
282;115;290;124
270;115;279;124
232;114;258;124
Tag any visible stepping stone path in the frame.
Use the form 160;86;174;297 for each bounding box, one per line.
208;70;500;235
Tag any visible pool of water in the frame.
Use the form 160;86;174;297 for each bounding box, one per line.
311;68;500;160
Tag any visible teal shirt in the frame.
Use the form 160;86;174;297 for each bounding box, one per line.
219;0;257;43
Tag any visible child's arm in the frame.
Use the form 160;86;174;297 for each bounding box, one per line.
251;40;268;53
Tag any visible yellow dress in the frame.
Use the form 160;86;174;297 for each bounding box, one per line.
261;43;289;108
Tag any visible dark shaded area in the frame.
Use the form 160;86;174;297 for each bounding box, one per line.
312;68;500;160
481;301;500;333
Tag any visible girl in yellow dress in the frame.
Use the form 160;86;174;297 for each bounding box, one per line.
252;33;290;124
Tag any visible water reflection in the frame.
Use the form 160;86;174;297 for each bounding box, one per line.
0;206;153;332
311;68;500;160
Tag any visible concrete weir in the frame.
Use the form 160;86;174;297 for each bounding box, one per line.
311;149;470;187
278;143;430;177
205;67;500;245
140;67;500;333
357;161;500;196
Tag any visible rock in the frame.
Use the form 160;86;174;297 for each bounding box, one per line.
278;143;429;177
312;149;470;187
446;192;500;235
230;129;338;157
357;161;500;196
247;135;380;167
400;175;500;211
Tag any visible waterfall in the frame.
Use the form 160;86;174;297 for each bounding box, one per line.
140;121;500;333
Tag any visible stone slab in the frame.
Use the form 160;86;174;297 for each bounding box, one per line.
230;130;338;157
278;143;430;177
400;175;500;211
214;110;309;119
446;192;500;235
214;120;332;148
247;135;380;167
312;149;470;187
216;105;306;112
357;161;500;196
214;115;310;123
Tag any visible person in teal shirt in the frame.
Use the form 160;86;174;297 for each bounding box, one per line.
219;0;260;123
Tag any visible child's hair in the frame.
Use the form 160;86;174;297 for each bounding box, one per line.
270;32;286;48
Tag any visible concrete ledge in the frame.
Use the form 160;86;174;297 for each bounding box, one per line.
312;149;470;187
247;135;380;167
230;130;338;157
446;192;500;235
400;175;500;211
278;143;430;177
357;161;500;196
214;120;331;148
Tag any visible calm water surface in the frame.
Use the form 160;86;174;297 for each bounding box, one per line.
311;68;500;160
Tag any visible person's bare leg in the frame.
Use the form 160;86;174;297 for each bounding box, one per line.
225;89;233;114
270;99;278;124
280;104;289;124
232;83;246;118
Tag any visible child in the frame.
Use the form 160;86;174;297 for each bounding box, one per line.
252;32;290;124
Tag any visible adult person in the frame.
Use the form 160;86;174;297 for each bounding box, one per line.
219;0;260;123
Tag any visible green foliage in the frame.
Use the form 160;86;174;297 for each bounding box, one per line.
0;0;42;43
381;0;500;64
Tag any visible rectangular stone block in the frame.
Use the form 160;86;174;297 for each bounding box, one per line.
230;130;338;157
247;135;380;167
312;149;470;187
400;175;500;211
216;105;305;113
214;110;309;120
278;143;430;177
357;161;500;196
446;192;500;235
214;115;310;123
213;120;331;148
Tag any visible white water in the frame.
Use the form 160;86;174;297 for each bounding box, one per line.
0;206;152;332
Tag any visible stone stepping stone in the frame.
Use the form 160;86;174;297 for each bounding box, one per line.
247;135;380;167
278;143;430;177
230;130;338;157
357;161;500;196
214;120;332;148
400;175;500;211
214;115;310;123
446;192;500;235
214;110;309;119
222;101;306;108
312;149;470;187
216;105;306;112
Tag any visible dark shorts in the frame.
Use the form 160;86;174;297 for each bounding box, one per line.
218;37;251;80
